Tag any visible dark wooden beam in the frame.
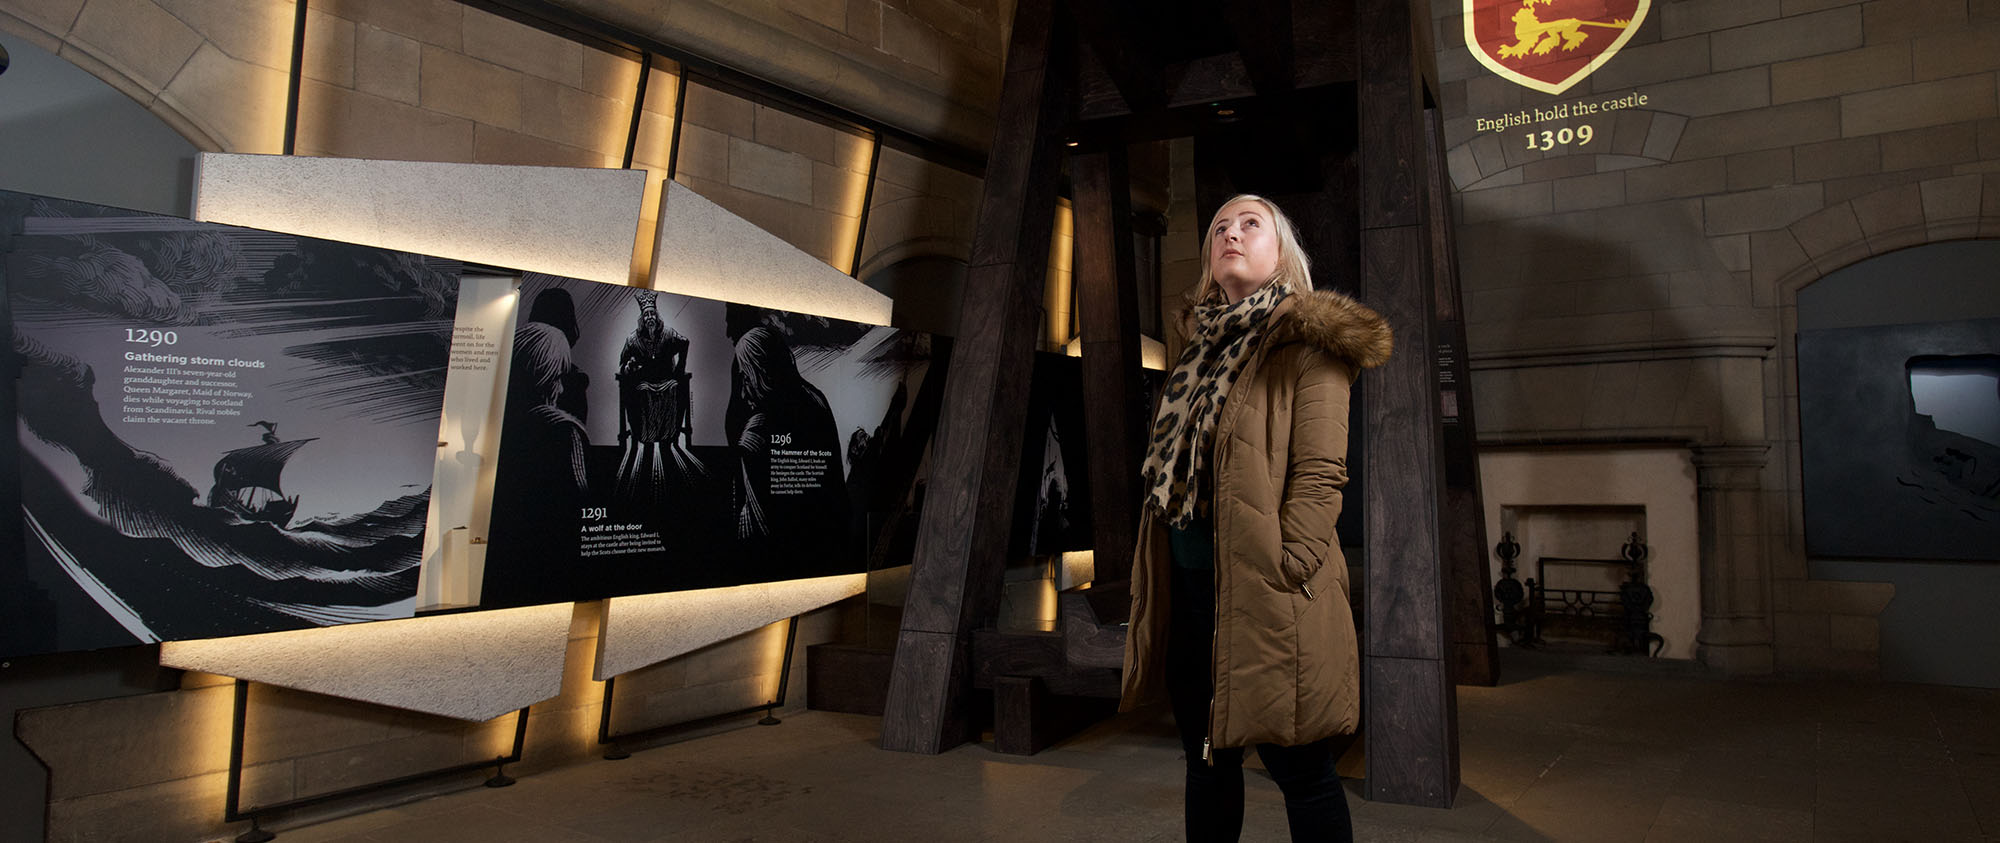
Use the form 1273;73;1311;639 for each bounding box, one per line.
1188;85;1357;212
1358;15;1419;229
457;0;986;175
1069;0;1167;113
1425;105;1498;688
880;0;1073;755
1364;656;1457;802
1358;0;1459;809
805;644;892;716
1152;54;1258;113
1079;52;1250;122
992;675;1119;755
1359;225;1458;807
1358;224;1442;664
1411;0;1441;103
972;628;1123;697
1224;0;1296;98
1190;108;1370;548
1296;0;1359;88
1073;0;1354;129
1069;147;1146;587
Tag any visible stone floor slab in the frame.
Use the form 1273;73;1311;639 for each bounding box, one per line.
258;654;2000;843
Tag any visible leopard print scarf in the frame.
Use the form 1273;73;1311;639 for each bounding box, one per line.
1142;280;1291;528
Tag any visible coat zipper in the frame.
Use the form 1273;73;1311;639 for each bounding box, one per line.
1205;557;1218;766
1201;326;1277;768
1205;473;1222;766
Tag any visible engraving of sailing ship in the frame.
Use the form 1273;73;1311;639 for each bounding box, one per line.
209;423;317;527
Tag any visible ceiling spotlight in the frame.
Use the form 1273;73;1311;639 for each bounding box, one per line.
1216;108;1236;117
1066;140;1079;147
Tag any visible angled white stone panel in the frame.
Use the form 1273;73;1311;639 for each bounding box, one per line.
652;181;892;326
160;603;574;721
596;574;866;680
192;153;645;285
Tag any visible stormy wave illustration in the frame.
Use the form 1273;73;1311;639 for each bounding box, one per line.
3;192;456;653
18;336;424;599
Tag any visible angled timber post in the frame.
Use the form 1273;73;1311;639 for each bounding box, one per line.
1357;0;1461;808
1069;146;1145;586
1426;107;1498;688
880;0;1073;755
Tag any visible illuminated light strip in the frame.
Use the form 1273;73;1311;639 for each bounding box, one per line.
23;509;159;643
847;131;882;278
629;64;685;287
1046;200;1075;351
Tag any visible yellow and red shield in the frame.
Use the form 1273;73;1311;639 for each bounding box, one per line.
1465;0;1650;95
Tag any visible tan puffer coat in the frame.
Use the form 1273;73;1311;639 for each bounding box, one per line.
1119;287;1393;750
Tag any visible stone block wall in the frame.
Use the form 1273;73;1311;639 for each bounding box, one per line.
669;83;876;275
0;0;954;287
300;0;885;284
1771;579;1896;673
301;0;639;169
858;143;984;275
1432;0;2000;673
0;0;292;152
543;0;1007;152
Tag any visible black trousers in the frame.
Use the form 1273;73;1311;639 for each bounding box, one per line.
1166;565;1353;842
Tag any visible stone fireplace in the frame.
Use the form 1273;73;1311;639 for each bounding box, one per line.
1479;447;1700;660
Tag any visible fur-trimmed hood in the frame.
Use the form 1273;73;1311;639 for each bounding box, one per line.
1176;286;1394;371
1271;287;1394;370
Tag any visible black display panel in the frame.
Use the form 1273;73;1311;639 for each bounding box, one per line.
1;190;458;657
1011;353;1095;556
477;275;943;605
0;191;1130;648
1798;318;2000;561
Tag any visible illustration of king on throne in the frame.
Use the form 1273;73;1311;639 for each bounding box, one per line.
617;290;692;449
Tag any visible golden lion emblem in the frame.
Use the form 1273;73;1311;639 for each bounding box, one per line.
1497;0;1631;59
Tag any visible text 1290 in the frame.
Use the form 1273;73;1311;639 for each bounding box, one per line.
125;328;178;347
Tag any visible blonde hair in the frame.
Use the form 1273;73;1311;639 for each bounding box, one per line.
1187;194;1313;308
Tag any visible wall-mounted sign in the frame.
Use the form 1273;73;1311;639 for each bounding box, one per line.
474;273;1105;610
1798;319;2000;561
1;191;457;658
476;275;943;607
1465;0;1651;95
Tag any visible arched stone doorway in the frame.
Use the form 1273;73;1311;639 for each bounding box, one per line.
0;29;204;214
1763;176;2000;678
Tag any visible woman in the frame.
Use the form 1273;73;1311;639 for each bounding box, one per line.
1121;195;1392;841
